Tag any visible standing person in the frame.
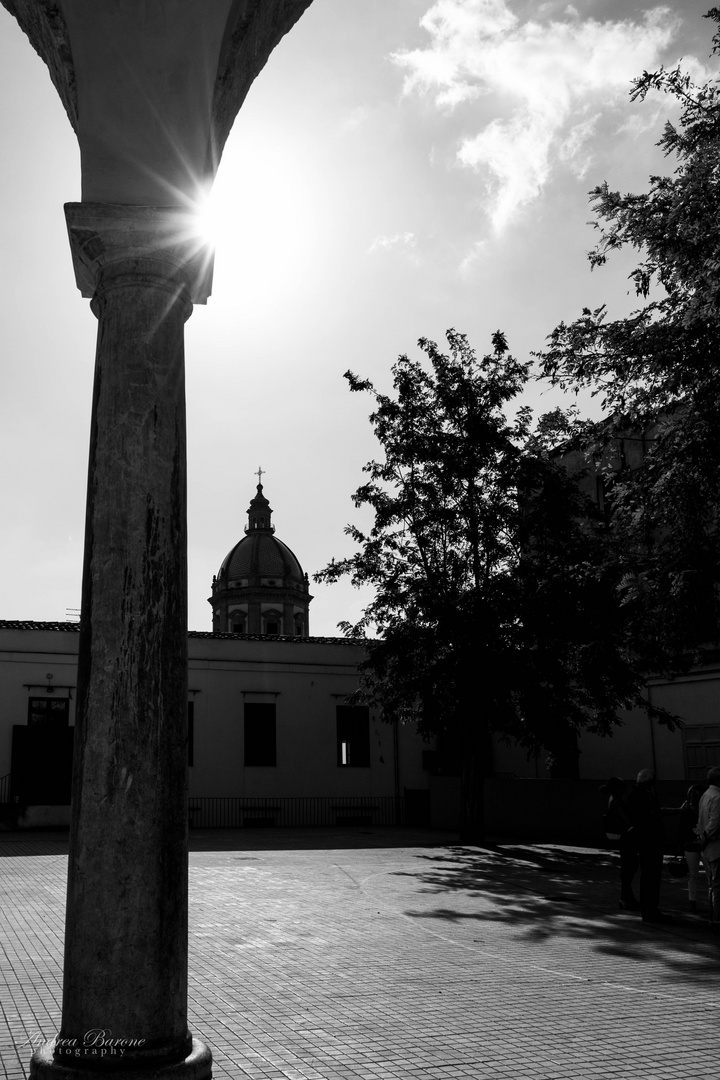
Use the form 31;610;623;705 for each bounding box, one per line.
698;766;720;930
677;785;703;912
627;769;671;924
600;777;639;911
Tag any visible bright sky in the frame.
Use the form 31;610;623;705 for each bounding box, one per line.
0;0;714;635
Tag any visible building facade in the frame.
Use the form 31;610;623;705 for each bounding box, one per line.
0;484;431;829
0;480;717;838
0;621;433;828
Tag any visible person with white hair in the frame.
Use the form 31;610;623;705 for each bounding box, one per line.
698;766;720;930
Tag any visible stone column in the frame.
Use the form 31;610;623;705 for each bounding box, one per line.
31;204;212;1079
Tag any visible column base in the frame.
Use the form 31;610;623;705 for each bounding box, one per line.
30;1037;212;1080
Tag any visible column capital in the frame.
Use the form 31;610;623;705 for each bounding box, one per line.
65;203;214;305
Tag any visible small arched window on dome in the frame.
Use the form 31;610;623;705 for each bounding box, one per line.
231;614;246;635
294;614;304;637
263;611;281;636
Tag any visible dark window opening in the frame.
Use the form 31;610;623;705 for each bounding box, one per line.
11;725;74;805
28;698;69;727
188;701;194;767
336;705;370;767
683;725;720;784
244;703;276;766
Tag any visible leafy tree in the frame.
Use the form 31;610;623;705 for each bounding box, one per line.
317;331;667;842
538;8;720;667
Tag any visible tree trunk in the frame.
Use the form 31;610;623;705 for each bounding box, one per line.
458;691;491;844
459;750;486;845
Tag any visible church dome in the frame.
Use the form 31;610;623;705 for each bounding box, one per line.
209;480;312;637
219;531;305;585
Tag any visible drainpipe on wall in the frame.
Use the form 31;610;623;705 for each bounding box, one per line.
647;683;658;778
393;718;400;801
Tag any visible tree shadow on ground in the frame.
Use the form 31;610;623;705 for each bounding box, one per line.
396;843;720;984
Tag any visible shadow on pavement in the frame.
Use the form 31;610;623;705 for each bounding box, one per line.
396;843;720;981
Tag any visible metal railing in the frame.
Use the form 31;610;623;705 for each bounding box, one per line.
187;796;404;829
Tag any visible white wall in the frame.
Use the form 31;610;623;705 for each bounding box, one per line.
0;626;428;808
188;635;427;798
7;624;713;820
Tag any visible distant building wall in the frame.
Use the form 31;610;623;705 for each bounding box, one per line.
491;663;720;791
0;624;79;782
1;623;718;836
187;634;428;799
0;624;429;826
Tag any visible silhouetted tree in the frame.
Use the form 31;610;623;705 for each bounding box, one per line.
317;331;670;842
539;8;720;667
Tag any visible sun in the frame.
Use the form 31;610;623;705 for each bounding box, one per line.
193;187;222;249
176;124;337;319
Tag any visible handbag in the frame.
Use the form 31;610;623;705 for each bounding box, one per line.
666;855;689;879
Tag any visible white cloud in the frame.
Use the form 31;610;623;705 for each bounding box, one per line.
392;0;697;231
557;112;600;177
339;105;370;133
458;236;489;275
368;231;417;254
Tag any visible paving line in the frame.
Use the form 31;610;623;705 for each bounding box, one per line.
409;921;720;1011
348;867;720;1013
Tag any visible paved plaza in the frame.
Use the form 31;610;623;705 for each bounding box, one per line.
0;827;718;1080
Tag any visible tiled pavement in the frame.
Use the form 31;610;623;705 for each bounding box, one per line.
0;828;719;1080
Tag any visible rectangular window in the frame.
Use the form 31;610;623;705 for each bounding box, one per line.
336;705;370;767
244;703;276;766
188;701;194;767
27;698;69;727
683;725;720;784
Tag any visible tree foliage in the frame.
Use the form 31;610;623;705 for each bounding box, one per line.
317;331;670;807
538;8;720;666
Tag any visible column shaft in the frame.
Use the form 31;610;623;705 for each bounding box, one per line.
64;261;191;1062
31;205;211;1078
